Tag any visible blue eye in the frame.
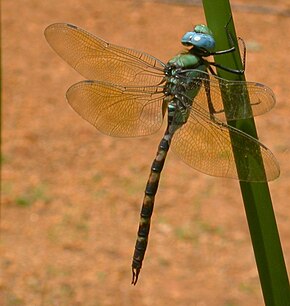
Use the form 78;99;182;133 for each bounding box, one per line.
181;31;215;52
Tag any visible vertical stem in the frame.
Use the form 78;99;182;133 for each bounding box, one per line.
202;1;290;305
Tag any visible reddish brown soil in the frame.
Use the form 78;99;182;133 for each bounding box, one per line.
2;0;290;305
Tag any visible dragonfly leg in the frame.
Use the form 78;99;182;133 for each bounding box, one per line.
208;16;246;75
203;77;217;121
208;62;244;75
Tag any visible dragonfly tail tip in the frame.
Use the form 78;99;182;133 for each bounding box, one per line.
131;268;140;286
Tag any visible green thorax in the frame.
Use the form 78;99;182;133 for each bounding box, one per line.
165;52;207;101
167;52;207;73
164;52;208;132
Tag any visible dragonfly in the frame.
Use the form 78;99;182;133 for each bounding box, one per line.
44;23;280;285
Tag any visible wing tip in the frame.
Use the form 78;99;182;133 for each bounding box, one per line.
44;22;78;35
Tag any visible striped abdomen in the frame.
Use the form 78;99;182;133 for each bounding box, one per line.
131;132;172;285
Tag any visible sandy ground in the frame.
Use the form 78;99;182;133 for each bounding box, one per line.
1;0;290;305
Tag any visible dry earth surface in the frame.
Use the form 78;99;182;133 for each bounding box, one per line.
2;0;290;305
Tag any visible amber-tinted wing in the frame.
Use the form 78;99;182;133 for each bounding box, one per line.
44;23;165;86
186;71;276;121
66;81;166;137
171;100;280;182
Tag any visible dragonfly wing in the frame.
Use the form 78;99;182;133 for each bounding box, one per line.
189;71;276;121
44;23;165;86
66;81;165;137
171;102;280;182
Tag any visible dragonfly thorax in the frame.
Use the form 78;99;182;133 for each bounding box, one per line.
166;53;204;71
163;54;207;133
163;53;207;99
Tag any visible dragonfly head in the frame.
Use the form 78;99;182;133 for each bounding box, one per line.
181;24;215;55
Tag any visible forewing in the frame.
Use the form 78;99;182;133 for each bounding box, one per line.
66;81;165;137
190;72;276;121
44;23;165;86
171;102;279;182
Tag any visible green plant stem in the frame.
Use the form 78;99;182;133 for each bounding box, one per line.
202;0;290;305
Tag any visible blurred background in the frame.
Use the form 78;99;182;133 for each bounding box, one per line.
2;0;290;305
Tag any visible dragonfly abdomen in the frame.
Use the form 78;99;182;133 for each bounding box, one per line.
131;134;171;285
